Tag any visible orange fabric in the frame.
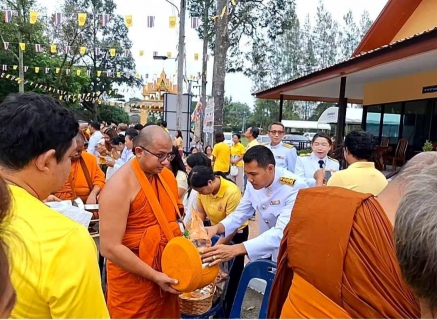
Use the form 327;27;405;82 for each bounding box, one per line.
268;187;420;319
54;152;105;202
106;159;183;319
80;131;90;142
281;273;351;319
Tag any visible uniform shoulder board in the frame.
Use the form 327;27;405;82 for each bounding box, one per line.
261;142;269;146
279;177;296;187
282;143;294;149
299;153;310;157
328;156;339;163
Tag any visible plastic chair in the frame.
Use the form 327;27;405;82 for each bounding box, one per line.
229;259;277;319
181;236;235;319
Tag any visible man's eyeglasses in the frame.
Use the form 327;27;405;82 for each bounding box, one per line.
269;130;285;136
137;145;175;162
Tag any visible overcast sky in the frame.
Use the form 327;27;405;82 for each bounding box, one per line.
42;0;388;106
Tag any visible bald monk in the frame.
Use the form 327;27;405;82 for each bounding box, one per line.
54;134;105;204
266;152;437;318
99;125;183;319
79;122;90;142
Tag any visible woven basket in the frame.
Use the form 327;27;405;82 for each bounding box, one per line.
179;285;216;315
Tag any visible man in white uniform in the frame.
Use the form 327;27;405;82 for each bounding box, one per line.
87;122;103;158
264;122;297;173
201;145;308;263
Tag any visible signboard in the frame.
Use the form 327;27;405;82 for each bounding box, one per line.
422;85;437;94
203;98;214;133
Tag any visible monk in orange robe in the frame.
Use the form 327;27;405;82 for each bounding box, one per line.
79;122;90;142
268;187;420;319
54;134;105;204
99;125;183;319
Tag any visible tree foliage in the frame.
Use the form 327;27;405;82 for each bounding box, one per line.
97;104;129;124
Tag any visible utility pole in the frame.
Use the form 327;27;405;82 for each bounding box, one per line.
176;0;186;130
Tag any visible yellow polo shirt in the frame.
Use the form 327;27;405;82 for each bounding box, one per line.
246;139;260;150
6;185;109;319
231;143;246;167
327;162;388;195
212;142;231;173
198;177;247;229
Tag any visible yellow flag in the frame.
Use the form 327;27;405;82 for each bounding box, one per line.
59;96;63;101
194;53;199;61
220;6;226;17
35;67;39;73
13;65;17;70
97;70;102;77
80;47;86;55
78;13;87;26
110;48;116;57
167;52;172;58
231;0;236;5
50;45;56;53
19;43;25;51
169;16;177;28
76;70;81;76
125;15;133;27
29;11;38;24
136;73;140;79
116;72;121;78
55;68;60;74
139;50;144;57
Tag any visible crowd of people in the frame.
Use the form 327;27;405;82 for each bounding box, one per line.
0;92;436;319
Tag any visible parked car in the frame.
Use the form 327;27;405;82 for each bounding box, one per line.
257;135;271;144
224;132;233;146
283;134;311;150
303;132;316;140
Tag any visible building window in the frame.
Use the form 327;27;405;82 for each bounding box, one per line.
382;103;402;144
366;105;382;142
402;100;430;150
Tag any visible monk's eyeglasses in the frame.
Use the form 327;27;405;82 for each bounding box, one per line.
137;145;176;162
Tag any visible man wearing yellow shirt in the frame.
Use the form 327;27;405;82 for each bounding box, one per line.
317;130;388;195
212;132;231;174
0;93;109;318
230;133;246;192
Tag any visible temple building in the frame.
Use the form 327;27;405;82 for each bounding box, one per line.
127;70;177;124
255;0;437;160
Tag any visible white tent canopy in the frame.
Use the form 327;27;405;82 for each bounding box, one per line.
281;120;331;131
318;107;363;124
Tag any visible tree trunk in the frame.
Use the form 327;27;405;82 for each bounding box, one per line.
212;0;229;136
200;0;209;143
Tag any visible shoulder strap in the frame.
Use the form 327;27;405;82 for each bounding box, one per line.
79;157;94;192
67;175;77;199
132;158;175;242
157;172;185;225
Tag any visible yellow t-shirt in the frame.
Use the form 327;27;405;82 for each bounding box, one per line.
6;185;109;319
198;177;247;229
212;142;231;173
327;162;388;196
231;143;246;167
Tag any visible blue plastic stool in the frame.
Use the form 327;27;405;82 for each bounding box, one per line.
229;259;277;319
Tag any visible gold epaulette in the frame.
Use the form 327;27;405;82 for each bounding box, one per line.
261;142;269;146
283;143;294;149
328;156;339;163
279;177;296;187
299;153;310;157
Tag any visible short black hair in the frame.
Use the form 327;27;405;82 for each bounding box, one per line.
243;145;275;168
186;153;211;168
160;120;167;128
250;126;259;139
133;123;144;131
268;122;284;131
344;130;376;161
89;122;100;131
312;132;332;145
0;92;79;170
215;132;225;143
125;128;139;139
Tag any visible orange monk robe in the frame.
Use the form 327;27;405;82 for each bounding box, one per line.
54;151;105;202
268;187;420;319
80;130;90;142
106;159;183;319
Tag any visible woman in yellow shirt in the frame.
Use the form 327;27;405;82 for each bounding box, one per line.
212;132;231;174
230;133;245;192
189;165;248;317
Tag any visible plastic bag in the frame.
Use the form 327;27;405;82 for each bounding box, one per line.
184;208;211;248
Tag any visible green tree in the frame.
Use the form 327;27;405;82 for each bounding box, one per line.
223;96;251;132
97;104;129;124
339;10;360;60
308;102;335;121
358;10;373;42
51;0;141;119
